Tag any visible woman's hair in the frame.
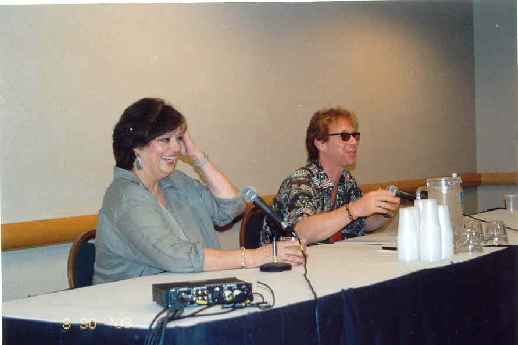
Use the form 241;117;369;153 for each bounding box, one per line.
305;107;356;162
113;98;186;170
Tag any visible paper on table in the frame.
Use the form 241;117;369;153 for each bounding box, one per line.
343;232;397;245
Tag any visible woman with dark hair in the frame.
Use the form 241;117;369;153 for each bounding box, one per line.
93;98;304;284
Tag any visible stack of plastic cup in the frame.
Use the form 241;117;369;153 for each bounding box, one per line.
397;199;455;263
397;207;420;262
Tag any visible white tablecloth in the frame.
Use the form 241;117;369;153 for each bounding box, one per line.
3;210;516;329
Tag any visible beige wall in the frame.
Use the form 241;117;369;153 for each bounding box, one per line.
0;2;477;224
1;2;483;300
474;0;518;210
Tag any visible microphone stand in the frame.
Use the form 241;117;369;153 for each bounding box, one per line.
260;221;292;272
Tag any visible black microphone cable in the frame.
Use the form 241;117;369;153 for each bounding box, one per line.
241;186;321;344
144;282;277;345
253;280;276;310
293;234;321;345
145;305;185;345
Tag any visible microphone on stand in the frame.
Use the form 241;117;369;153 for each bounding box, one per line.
241;186;292;272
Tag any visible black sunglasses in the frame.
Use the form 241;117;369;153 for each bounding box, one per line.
327;132;361;142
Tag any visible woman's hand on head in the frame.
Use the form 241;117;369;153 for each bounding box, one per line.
349;189;400;219
181;131;203;160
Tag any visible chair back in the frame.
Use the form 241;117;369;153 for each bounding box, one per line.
239;205;266;249
67;229;96;289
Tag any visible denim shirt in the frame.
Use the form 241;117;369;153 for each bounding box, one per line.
261;161;366;244
93;167;244;284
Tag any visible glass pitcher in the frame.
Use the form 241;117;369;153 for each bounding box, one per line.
416;173;464;253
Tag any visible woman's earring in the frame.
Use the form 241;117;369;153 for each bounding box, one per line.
134;154;144;170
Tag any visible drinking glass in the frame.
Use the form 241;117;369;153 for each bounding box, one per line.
484;221;508;245
458;219;483;253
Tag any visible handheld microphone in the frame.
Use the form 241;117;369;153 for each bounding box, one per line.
387;185;416;201
240;186;292;272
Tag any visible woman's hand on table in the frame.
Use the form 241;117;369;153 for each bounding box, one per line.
249;240;306;267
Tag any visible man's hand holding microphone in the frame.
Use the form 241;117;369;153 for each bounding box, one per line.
348;187;402;219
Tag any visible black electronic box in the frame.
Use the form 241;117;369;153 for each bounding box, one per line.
152;277;253;308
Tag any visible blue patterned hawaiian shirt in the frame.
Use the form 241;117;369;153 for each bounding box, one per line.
261;161;366;244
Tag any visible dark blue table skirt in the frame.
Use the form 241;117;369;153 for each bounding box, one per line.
4;247;518;345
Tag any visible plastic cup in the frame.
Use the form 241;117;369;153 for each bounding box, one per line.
397;207;419;262
504;194;518;212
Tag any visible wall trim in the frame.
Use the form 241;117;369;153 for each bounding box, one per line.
2;215;97;251
2;172;516;251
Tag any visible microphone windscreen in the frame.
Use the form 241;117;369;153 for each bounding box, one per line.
240;186;257;203
387;185;399;195
387;185;416;200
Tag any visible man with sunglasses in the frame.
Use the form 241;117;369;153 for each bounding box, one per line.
261;108;400;245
